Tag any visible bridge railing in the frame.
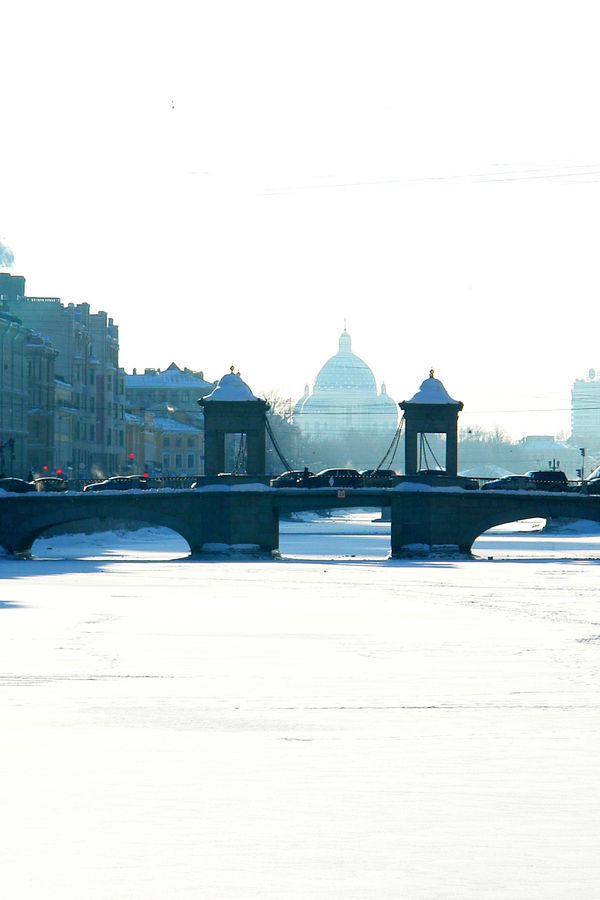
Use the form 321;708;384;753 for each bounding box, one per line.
68;475;198;492
63;475;586;494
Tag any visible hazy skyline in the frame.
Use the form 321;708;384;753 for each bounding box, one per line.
4;1;600;437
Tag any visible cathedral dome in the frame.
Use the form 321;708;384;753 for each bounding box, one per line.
313;329;377;395
293;328;398;441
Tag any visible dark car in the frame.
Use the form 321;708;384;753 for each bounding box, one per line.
270;470;314;487
580;466;600;494
33;476;68;492
310;468;363;488
360;469;400;487
481;475;533;492
0;477;36;494
83;475;154;492
524;470;569;492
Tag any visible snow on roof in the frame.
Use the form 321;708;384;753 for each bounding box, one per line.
151;416;202;433
404;372;461;405
202;371;261;402
125;365;214;390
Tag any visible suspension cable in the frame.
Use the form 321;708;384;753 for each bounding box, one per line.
233;433;247;474
375;415;404;471
264;413;293;472
422;433;443;470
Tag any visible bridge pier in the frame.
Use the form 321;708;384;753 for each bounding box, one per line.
190;490;279;554
390;491;472;557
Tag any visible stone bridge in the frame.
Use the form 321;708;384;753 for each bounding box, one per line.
2;485;600;558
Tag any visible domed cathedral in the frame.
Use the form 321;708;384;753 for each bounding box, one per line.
293;327;398;464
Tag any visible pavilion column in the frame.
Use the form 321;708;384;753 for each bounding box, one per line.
404;420;419;475
445;428;459;476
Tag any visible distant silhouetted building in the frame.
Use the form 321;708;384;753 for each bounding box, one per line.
571;368;600;451
293;328;398;440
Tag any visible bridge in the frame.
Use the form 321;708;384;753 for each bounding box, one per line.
2;484;600;558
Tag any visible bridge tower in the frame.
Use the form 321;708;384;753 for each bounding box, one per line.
399;371;464;476
198;368;269;475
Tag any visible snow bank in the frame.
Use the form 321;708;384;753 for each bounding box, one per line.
193;483;272;492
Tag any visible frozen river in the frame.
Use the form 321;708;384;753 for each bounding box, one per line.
2;512;600;898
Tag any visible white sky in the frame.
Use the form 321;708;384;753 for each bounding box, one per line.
3;0;600;437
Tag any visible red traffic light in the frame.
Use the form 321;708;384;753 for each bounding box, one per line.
129;453;134;460
56;469;62;476
43;465;48;471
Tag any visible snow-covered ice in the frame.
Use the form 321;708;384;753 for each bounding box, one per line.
2;512;600;898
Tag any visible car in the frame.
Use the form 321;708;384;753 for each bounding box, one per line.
270;470;314;487
481;475;533;491
83;475;155;492
360;469;400;487
32;476;68;492
310;468;363;488
524;470;569;492
0;477;36;494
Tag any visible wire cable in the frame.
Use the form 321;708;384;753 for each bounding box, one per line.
264;414;293;472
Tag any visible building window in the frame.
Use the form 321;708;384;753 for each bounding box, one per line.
187;453;195;469
162;437;170;448
175;438;182;448
90;370;95;385
119;430;124;446
107;428;112;446
90;424;95;441
187;438;194;448
175;453;183;469
162;453;170;469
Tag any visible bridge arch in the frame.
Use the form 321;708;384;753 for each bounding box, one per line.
1;500;200;557
455;503;600;554
26;517;192;559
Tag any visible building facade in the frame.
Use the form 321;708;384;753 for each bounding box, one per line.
25;333;57;473
11;288;125;477
124;363;213;475
0;305;29;476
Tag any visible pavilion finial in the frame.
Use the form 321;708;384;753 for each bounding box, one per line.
230;364;235;374
429;368;435;378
